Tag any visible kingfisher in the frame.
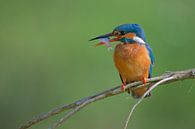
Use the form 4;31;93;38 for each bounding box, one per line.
90;24;154;98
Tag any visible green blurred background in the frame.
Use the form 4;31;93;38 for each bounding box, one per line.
0;0;195;129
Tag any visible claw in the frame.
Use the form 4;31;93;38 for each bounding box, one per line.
143;77;147;85
121;83;126;91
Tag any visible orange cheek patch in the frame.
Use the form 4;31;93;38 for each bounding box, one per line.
122;33;136;39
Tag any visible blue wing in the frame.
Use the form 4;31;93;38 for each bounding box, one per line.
145;43;155;78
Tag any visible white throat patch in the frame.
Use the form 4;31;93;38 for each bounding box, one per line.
133;36;146;44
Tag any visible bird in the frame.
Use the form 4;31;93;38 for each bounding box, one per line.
90;24;154;98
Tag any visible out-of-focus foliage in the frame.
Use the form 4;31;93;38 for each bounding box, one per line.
0;0;195;129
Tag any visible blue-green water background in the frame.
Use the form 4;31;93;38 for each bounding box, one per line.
0;0;195;129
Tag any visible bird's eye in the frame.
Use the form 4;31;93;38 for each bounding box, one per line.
113;31;125;36
113;31;120;35
120;31;125;35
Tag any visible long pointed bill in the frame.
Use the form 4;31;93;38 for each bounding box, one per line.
90;32;145;50
89;33;113;41
89;33;115;50
89;32;121;49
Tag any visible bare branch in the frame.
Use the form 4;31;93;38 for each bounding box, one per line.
49;101;89;129
19;68;195;129
123;76;174;129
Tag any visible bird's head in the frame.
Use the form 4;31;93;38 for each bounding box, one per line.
90;24;146;46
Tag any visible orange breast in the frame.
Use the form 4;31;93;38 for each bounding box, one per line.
114;43;151;83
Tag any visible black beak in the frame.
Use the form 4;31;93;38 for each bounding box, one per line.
89;33;113;41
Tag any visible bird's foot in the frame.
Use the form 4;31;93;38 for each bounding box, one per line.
121;83;126;91
142;77;147;85
144;92;151;98
147;82;154;90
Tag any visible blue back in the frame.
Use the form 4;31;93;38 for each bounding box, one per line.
145;43;155;77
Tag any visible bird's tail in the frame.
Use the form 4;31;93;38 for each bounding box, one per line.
127;86;151;99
